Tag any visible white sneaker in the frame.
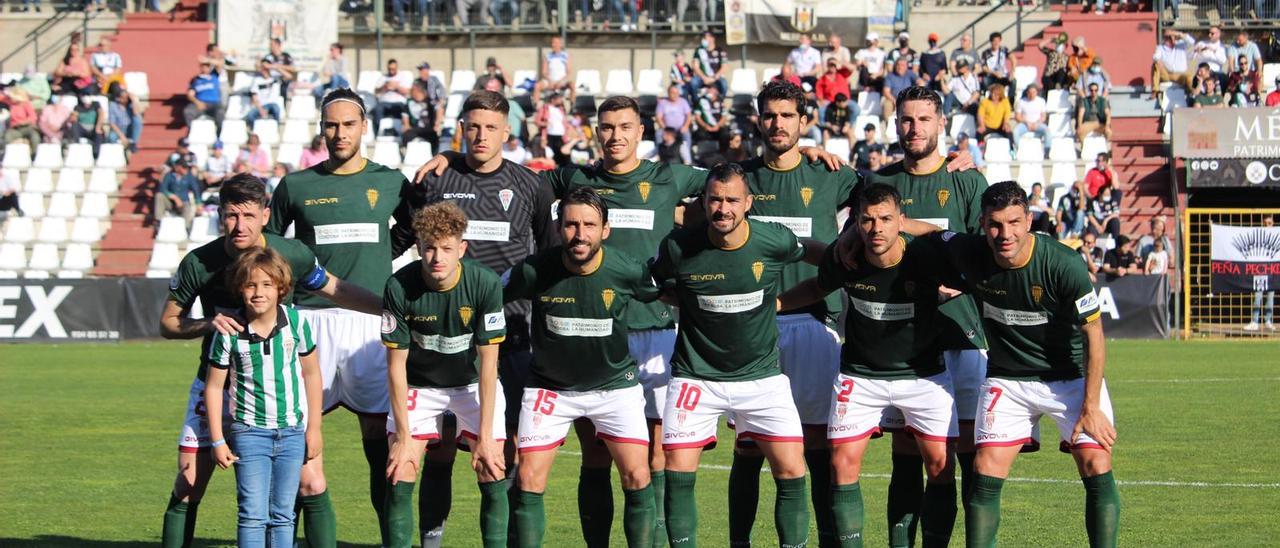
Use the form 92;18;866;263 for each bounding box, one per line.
1267;322;1277;331
1244;322;1260;331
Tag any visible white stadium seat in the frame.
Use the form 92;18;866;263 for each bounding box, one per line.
189;216;219;243
275;142;303;169
1080;135;1109;162
636;69;664;95
1016;138;1044;162
575;70;602;95
1013;65;1038;95
356;70;383;94
230;71;254;94
79;192;111;218
61;243;94;271
884;116;899;143
33;143;64;169
223;95;252;121
984;138;1013;163
605;70;635;95
37;218;69;242
1;168;19;192
0;243;26;274
824;138;851;161
1048;138;1078;162
1264;63;1280;93
1017;162;1045;188
97;143;128;169
1162;85;1187;113
124;71;150;99
511;70;537;95
372;141;402;169
443;94;465;128
761;67;781;84
1048;113;1073;139
950;114;977;141
46;192;78;218
219;119;249;146
403;140;433;169
853;115;882;142
155;217;188;243
27;243;60;271
70;217;103;243
148;243;181;271
23;168;54;193
288;96;318;121
857;91;882;117
798;138;817;149
187;119;218;146
637;140;657;160
56;169;86;193
18;192;45;218
3;217;35;242
984;162;1013;184
450;70;476;93
253;119;281;145
1050;162;1078;186
64;144;95;169
730;68;759;95
281;119;312;144
88;168;119;193
1046;89;1072;113
3;143;32;168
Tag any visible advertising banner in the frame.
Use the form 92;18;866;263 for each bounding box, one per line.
1210;224;1280;293
1185;157;1280;187
1173;107;1280;159
1093;274;1170;339
0;279;169;342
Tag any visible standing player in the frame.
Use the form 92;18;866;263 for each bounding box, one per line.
266;88;417;546
651;163;825;548
382;202;510;548
848;181;1119;547
861;85;991;546
158;174;382;548
781;184;958;547
410;89;558;547
504;187;660;547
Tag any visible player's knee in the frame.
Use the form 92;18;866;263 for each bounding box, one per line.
298;473;327;496
1075;450;1112;478
619;466;651;491
518;464;548;492
891;432;921;454
922;453;954;482
830;447;862;481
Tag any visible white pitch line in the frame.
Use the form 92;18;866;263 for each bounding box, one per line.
1110;377;1280;384
560;451;1279;489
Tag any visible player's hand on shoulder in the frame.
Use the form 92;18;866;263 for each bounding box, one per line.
414;150;461;183
945;149;977;172
800;145;848;171
210;312;246;335
212;443;238;469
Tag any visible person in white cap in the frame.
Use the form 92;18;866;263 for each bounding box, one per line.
856;32;888;94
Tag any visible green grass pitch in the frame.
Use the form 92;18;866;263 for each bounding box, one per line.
1;339;1278;546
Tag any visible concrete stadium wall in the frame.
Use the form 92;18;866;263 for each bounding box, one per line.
0;12;122;73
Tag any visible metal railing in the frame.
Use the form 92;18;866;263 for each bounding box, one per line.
340;0;725;37
934;0;1046;52
0;5;117;73
1158;0;1280;29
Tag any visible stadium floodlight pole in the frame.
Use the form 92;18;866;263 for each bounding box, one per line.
559;0;568;41
375;0;383;67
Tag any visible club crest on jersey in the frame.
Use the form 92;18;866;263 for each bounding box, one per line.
366;189;379;209
835;403;848;421
459;306;473;325
638;181;652;203
601;288;616;310
937;189;950;208
800;187;814;207
1031;285;1044;305
751;261;765;283
499;188;514;211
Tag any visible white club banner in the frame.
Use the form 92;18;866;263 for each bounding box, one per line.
217;0;338;73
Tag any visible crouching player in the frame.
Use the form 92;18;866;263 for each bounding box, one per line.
503;187;660;546
780;183;958;547
382;202;510;547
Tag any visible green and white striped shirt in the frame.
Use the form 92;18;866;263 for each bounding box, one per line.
207;306;317;429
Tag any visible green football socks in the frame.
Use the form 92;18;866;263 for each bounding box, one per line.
385;480;416;548
1083;471;1120;548
806;448;837;547
479;479;510;547
623;484;657;548
651;470;668;547
887;453;924;548
514;490;546;548
956;451;977;507
964;473;1004;548
664;471;698;547
831;482;864;548
727;453;764;547
774;476;811;548
578;466;615;547
161;492;197;548
362;438;391;545
419;459;454;547
299;490;337;548
920;481;957;548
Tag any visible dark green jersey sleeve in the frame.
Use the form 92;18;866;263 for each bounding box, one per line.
774;225;806;264
501;258;538;304
815;244;845;294
1058;252;1103;325
265;177;292;235
630;257;662;303
542;166;576;198
473;269;508;346
381;276;411;349
670;164;708;198
956;169;985;233
650;237;677;291
390;178;417;258
168;252;206;308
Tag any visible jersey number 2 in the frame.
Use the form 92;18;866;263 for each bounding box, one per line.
836;379;855;403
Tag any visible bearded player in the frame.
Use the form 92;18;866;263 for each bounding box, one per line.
267;88;418;546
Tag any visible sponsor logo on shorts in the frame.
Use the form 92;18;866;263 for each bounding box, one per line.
381;311;397;334
665;429;701;440
484;312;506;330
828;424;861;434
976;432;1010;441
520;433;554;444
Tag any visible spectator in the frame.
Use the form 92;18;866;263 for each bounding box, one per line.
106;87;143;153
821;92;854;143
949;33;978;77
38;94;73;144
89;36;124;94
656;84;694;164
1246;216;1276;331
1067;35;1098;86
266;162;289;194
0;169;18;220
1085;152;1115;197
489;0;519;26
536;36;573;103
1057;179;1089;239
949;131;984;169
1078;232;1103;282
371;59;414;134
1102;235;1141;277
261;37;296;86
1076;81;1112;143
693;85;729;146
1189;61;1215;97
815;58;854;113
18;66;52;110
167;138;198;171
692;31;729;98
534;91;569;165
1192;26;1227;79
561;111;596;166
944;60;980;116
202;43;235;75
414;63;448;134
1075;56;1113;97
1228;32;1263;89
1194;76;1226;108
979;31;1015;95
801;83;822;143
853;123;878;175
1012;84;1050;149
53;42;95;95
676;0;717;28
482;77;526;141
1152;30;1196;100
1226;54;1261;106
235;134;271;178
789;34;823;88
525;136;556;171
977;83;1013;142
477;57;508;92
657;127;683;164
154;159;201;229
867;145;887;172
391;0;431;30
887;32;919;70
183;60;223;125
18;0;41;12
1028;182;1053;233
0;88;40;147
202;141;233;186
919;33;948;85
670;50;695;100
1144;235;1170;275
244;59;283;126
823;34;854;73
881;57;921;118
773;61;803;88
855;32;888;94
1088;184;1122;241
1137;216;1173;262
299;135;328;169
313;43;349;100
69;94;106;155
725;130;754;162
1039;33;1072;90
402;82;442;148
501;134;531;165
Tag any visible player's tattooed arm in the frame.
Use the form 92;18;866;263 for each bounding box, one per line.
1072;318;1116;451
778;277;829;312
472;344;506;482
315;275;383;316
159;299;243;338
385;348;417;483
300;349;324;462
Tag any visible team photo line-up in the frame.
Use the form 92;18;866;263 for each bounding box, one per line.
159;80;1118;548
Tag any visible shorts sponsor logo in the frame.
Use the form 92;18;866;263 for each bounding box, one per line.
545;315;611;337
313;223;380;245
696;289;764;313
411;332;472;354
608;209;656;231
851;297;914;321
484;312;506;331
666;428;701;439
380;311;397;334
828;424;861;434
754;215;813;237
982;302;1049;326
462;220;511;242
976;432;1010;441
1075;290;1100;314
520;433;553;444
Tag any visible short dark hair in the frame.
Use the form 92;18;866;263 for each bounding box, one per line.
321;87;366;119
218;173;270;211
756;80;807;117
388;58;398;66
990;31;1003;41
1097;152;1111;162
597;95;642;117
895;86;943;117
558;186;609;223
331;42;344;52
461;89;510;116
981;181;1029;215
704;162;748;193
856;183;902;211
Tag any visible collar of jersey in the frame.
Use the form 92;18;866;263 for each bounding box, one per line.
327;157;368;176
580;247;605;276
242;305;290;343
428;262;464;292
717;220;751;251
905;156;946;176
869;236;907;269
605;159;644;176
1007;234;1036;270
765;154;803;172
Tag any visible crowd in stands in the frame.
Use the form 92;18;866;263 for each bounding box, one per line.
343;0;726;31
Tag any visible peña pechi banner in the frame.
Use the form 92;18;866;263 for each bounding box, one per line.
723;0;895;46
1210;224;1280;293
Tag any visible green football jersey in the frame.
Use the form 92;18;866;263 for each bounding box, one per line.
169;234;328;381
864;160;988;350
652;219;805;382
742;157;858;322
381;258;508;389
816;235;945;379
503;245;661;391
267;161;416;308
543;161;705;331
937;232;1102;381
